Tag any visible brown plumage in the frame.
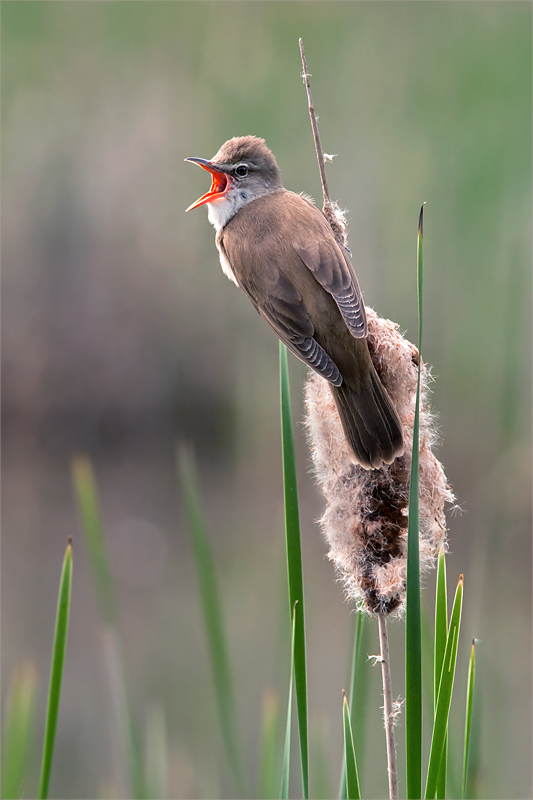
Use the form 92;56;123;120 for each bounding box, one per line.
185;136;403;469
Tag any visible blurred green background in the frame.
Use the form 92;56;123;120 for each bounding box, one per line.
2;2;531;798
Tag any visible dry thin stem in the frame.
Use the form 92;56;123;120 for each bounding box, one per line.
377;613;399;800
299;38;331;207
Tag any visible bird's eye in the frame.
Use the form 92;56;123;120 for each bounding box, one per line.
235;164;249;177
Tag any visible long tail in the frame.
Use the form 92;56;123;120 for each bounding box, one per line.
331;367;403;469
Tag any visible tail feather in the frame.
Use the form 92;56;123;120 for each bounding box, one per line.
332;368;403;469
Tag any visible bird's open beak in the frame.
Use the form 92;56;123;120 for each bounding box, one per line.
185;158;230;211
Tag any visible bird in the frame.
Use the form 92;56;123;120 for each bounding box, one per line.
185;135;403;469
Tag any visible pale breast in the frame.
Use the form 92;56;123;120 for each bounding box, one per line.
215;240;239;286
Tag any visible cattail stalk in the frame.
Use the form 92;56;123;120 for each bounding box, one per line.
299;37;454;800
378;613;399;800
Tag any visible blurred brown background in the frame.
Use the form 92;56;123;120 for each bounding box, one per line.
2;2;531;798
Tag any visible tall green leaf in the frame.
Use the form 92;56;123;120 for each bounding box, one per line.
280;603;298;800
339;612;367;799
434;552;448;798
406;205;424;799
178;447;245;797
38;540;73;800
144;703;167;800
1;662;38;800
279;343;309;800
462;640;476;799
72;456;116;624
72;457;144;799
425;575;464;798
342;693;361;800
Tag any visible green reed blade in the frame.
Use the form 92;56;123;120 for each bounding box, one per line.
425;575;464;798
72;457;144;799
434;551;448;798
342;693;361;800
2;662;38;800
462;640;476;799
406;204;424;799
72;456;116;625
339;612;367;799
178;446;245;797
38;540;73;799
280;603;297;800
279;343;309;799
144;703;167;800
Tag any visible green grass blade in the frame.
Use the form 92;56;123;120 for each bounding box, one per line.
279;343;309;799
434;552;448;798
462;640;476;799
1;662;38;800
144;703;167;800
280;603;297;800
342;693;361;800
101;628;145;799
259;690;280;800
72;456;116;624
339;612;366;799
178;446;245;797
406;204;424;799
38;539;73;800
434;552;448;703
425;575;464;799
72;457;144;799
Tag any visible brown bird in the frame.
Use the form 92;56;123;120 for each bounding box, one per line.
185;136;403;469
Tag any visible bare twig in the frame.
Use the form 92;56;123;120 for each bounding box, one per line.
299;38;348;248
299;38;330;206
378;613;399;800
299;42;399;798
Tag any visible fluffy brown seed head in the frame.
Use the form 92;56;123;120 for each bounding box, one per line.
304;308;455;616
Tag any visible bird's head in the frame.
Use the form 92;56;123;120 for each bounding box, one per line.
185;136;283;217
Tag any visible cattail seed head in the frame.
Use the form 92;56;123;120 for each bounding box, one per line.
322;200;349;250
304;308;455;616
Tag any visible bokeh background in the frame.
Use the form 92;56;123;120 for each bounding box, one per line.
2;2;531;798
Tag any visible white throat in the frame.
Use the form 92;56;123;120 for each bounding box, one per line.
206;188;255;232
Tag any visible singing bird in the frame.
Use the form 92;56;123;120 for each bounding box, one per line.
185;136;403;469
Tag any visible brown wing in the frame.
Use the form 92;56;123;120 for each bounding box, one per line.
295;238;367;338
218;189;367;382
218;233;342;386
244;268;342;386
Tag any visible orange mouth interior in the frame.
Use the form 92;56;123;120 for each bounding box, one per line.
186;167;229;211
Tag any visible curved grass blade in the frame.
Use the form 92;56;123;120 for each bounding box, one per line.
339;612;366;799
144;703;167;800
2;662;38;800
434;553;448;703
101;628;145;799
425;575;464;799
279;343;309;799
434;552;448;798
72;456;116;624
280;603;298;800
406;205;424;799
259;690;280;800
462;640;476;799
178;446;245;797
72;457;144;799
342;692;361;800
38;539;73;799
